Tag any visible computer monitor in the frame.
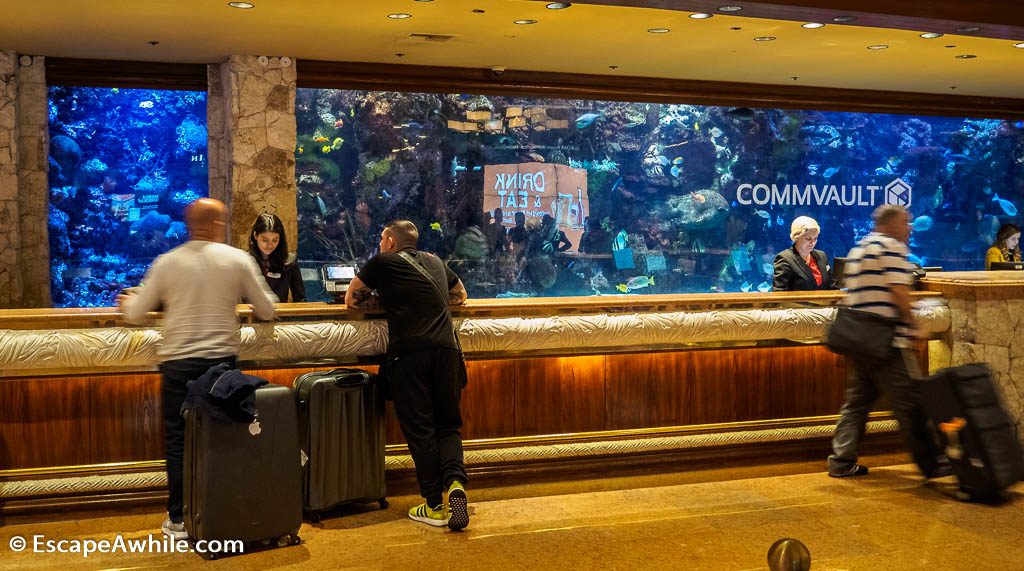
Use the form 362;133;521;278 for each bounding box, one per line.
832;257;848;288
321;263;358;302
989;261;1024;271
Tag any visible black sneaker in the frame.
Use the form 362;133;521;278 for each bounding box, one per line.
926;464;955;479
828;464;869;478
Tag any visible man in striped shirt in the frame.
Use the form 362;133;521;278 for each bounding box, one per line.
827;205;951;479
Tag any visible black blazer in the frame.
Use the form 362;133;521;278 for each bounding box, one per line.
772;247;837;291
253;255;307;303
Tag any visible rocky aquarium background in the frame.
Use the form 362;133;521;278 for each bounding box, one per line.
48;87;207;307
295;89;1024;299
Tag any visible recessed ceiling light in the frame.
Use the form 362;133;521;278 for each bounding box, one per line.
956;26;981;33
867;45;889;50
414;0;434;2
227;1;254;7
689;13;713;19
388;13;412;19
729;26;742;31
1013;42;1024;48
832;15;857;23
955;54;977;59
718;6;742;12
647;28;670;33
608;65;619;69
514;19;537;24
472;9;485;13
754;36;776;41
919;32;944;39
801;22;825;29
944;44;957;48
546;2;571;8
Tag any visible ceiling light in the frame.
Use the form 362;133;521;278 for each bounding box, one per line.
648;28;670;33
472;9;485;13
801;22;825;29
414;0;434;2
867;45;889;50
955;54;977;59
729;26;742;31
388;13;412;19
718;6;742;12
546;2;571;8
919;32;943;39
1013;42;1024;48
832;15;857;23
689;13;713;19
956;26;981;33
944;45;956;48
227;1;254;7
514;19;538;24
754;36;776;41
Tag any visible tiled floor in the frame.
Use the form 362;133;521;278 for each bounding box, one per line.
2;459;1022;570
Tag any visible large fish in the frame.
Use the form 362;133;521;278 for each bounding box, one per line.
667;190;730;231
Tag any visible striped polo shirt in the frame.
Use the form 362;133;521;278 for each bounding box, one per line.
843;232;914;346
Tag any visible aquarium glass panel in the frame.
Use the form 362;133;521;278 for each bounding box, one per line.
48;86;208;307
295;89;1024;299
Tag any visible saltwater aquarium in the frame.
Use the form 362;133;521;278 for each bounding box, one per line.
296;89;1024;299
48;86;208;307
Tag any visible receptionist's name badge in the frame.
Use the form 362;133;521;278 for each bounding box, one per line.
267;272;282;279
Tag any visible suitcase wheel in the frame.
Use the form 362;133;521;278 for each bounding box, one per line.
379;498;389;510
277;534;301;547
308;510;322;523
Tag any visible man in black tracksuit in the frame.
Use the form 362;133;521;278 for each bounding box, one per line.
345;219;470;531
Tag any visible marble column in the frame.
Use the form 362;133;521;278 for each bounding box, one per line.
923;272;1024;443
208;55;297;251
0;52;18;307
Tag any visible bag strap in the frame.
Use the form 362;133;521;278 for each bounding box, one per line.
396;251;464;354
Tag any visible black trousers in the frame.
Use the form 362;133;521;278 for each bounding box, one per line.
386;348;468;504
158;355;236;522
829;347;943;475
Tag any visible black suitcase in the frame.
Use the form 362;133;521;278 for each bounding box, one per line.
183;384;303;556
921;363;1024;500
294;368;387;521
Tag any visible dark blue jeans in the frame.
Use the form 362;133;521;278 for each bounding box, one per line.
158;355;236;522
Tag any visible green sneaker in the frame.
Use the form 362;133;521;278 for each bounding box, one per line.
408;502;449;527
447;480;469;531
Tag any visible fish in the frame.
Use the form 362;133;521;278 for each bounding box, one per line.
496;291;534;298
756;281;771;293
110;88;119;94
138;101;154;109
806;164;819;176
333;119;344;128
912;215;934;232
672;157;684;165
761;262;774;275
430;222;442;231
670;165;682;178
657;155;671;167
993;194;1019;216
575;113;603;129
381;189;392;199
710;127;723;139
754;209;770;219
315;194;327;217
741;281;753;292
611;176;623;193
823;167;840;178
776;215;784;227
313;136;329;143
617;275;655;292
725;107;756;121
527;152;545;162
693;121;700;132
297;146;304;154
331;137;344;150
671;190;730;231
321;145;331;153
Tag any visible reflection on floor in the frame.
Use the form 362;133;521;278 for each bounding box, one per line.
3;457;1023;570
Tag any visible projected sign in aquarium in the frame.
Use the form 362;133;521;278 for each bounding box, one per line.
48;86;208;307
295;89;1024;299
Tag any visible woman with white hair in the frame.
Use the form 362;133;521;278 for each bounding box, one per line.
772;216;837;291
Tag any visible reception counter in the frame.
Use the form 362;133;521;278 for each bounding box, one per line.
0;288;958;513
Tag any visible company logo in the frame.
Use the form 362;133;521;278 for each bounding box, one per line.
884;178;912;207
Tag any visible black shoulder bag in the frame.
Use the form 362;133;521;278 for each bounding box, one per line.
825;306;899;364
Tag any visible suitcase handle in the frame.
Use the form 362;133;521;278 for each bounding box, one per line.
327;368;370;388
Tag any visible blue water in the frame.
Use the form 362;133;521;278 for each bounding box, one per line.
48;86;208;307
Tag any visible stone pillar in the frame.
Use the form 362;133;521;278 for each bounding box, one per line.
0;52;19;308
0;52;49;309
208;55;297;251
16;55;50;307
923;273;1024;443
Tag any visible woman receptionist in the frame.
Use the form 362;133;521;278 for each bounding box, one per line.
772;216;838;291
248;213;306;302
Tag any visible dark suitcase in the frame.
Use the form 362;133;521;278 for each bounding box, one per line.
294;368;387;521
183;384;303;555
921;363;1024;500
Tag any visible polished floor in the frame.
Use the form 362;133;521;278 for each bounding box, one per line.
3;457;1023;570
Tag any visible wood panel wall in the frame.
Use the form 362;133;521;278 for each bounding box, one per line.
1;345;921;471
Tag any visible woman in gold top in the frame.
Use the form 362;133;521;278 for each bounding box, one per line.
985;223;1021;269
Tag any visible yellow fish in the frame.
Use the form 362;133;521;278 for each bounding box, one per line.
297;146;304;154
616;284;629;293
331;137;344;150
321;145;331;153
430;222;442;231
694;121;700;132
313;136;329;143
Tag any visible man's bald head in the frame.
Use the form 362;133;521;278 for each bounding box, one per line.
185;198;228;242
